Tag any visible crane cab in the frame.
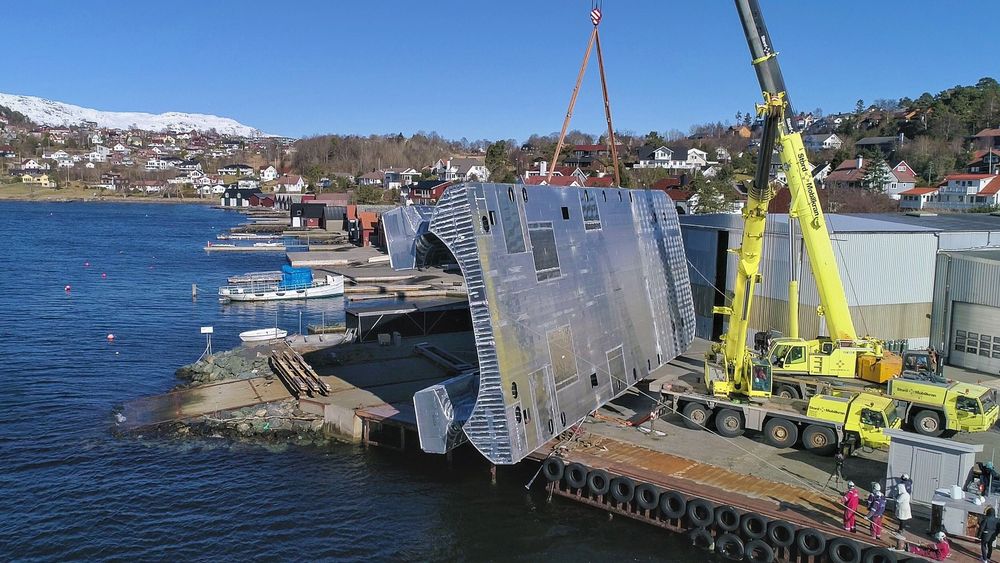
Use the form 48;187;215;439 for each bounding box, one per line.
767;337;857;378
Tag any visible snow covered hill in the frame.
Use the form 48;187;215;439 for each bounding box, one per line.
0;92;267;137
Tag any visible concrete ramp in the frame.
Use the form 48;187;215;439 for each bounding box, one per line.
120;377;292;429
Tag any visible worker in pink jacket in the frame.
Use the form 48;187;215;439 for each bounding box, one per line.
841;481;860;532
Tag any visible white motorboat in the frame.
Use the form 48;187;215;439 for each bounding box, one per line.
239;328;288;342
253;242;283;248
219;266;345;302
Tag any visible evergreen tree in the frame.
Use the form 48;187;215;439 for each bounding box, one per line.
861;151;890;192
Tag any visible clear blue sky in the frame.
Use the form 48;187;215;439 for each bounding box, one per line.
3;1;997;140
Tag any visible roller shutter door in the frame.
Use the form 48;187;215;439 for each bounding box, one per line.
950;301;1000;374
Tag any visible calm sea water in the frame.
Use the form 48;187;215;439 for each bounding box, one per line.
0;201;704;562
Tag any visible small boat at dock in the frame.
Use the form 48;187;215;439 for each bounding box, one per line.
227;270;284;284
219;266;345;302
217;233;282;241
239;328;288;342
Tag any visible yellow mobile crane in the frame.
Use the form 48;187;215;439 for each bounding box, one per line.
701;0;998;439
703;0;895;400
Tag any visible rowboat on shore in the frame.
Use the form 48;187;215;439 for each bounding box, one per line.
238;328;288;342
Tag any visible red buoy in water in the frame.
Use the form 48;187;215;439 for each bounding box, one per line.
107;333;115;342
101;273;107;279
65;285;71;292
84;261;90;267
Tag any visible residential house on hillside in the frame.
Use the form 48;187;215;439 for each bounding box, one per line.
401;180;451;205
521;175;584;187
562;144;624;170
274;174;306;193
523;161;589;182
220;187;261;207
434;157;489;182
973;128;1000;150
932;174;1000;210
968;149;1000;174
825;156;915;198
21;159;47;170
357;170;384;187
237;178;259;190
176;159;202;173
383;167;418;189
259;165;278;182
633;146;708;171
803;133;843;152
854;135;904;156
728;125;751;139
0;146;16;158
898;186;941;210
218;163;254;176
21;173;55;187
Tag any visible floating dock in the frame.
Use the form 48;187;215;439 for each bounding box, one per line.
204;244;286;252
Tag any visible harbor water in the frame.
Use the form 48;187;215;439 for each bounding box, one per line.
0;201;704;561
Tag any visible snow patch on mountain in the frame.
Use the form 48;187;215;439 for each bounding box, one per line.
0;92;268;137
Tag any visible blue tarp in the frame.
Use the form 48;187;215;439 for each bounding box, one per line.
279;265;313;288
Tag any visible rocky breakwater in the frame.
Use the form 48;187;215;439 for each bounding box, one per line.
161;343;334;445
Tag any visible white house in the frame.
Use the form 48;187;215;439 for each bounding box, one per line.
434;157;490;182
633;146;707;171
112;143;130;154
237;178;259;190
259;165;278;182
218;163;255;177
383;167;419;189
56;159;75;168
274;174;306;193
932;174;1000;210
803;133;843;152
899;187;940;210
146;157;170;171
20;158;48;170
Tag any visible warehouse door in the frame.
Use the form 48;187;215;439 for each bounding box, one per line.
950;302;1000;374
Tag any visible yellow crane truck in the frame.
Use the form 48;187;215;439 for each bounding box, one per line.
702;0;998;438
659;374;901;455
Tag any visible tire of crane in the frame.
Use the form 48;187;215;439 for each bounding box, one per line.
635;483;661;511
766;520;796;548
563;463;589;490
740;512;769;540
802;424;838;456
609;476;636;505
682;402;711;430
687;498;716;528
763;418;799;449
586;468;611;497
689;527;714;551
795;527;827;557
744;538;775;563
659;490;687;520
912;409;944;437
861;546;898;563
774;384;799;399
827;537;863;563
714;505;741;532
715;408;746;438
714;532;746;561
541;457;564;482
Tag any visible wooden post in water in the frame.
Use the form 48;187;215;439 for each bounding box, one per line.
191;284;198;299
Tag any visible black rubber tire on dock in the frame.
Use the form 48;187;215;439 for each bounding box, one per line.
744;539;775;563
740;512;769;540
795;527;827;557
861;546;898;563
714;505;741;532
659;490;687;520
564;463;589;490
714;532;745;561
802;425;837;456
609;476;636;505
827;537;862;563
763;418;798;449
766;520;796;548
714;408;745;438
541;457;565;482
688;527;714;550
635;483;660;511
687;498;715;528
682;402;711;429
587;469;611;497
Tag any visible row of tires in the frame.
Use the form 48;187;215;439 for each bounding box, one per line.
541;457;928;563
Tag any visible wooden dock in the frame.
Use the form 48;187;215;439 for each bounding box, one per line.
204;244;286;252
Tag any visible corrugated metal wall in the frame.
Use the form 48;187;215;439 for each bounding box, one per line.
931;252;1000;354
682;227;720;339
938;231;1000;251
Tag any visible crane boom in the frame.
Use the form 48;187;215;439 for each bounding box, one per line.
706;0;865;398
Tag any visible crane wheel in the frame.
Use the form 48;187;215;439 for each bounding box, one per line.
715;409;745;438
682;402;711;430
802;425;837;456
912;410;943;437
774;384;798;399
763;418;799;449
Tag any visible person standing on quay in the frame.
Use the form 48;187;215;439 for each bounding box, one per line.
895;483;912;534
980;506;999;563
842;481;860;532
867;483;887;540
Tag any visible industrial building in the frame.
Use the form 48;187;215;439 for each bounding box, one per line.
681;212;1000;370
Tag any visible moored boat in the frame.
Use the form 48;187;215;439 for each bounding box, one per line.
219;266;345;302
238;328;288;342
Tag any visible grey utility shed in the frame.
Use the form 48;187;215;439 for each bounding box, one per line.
884;429;982;508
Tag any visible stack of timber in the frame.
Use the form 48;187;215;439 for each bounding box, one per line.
269;346;331;398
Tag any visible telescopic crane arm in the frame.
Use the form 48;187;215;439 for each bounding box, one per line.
706;0;865;398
